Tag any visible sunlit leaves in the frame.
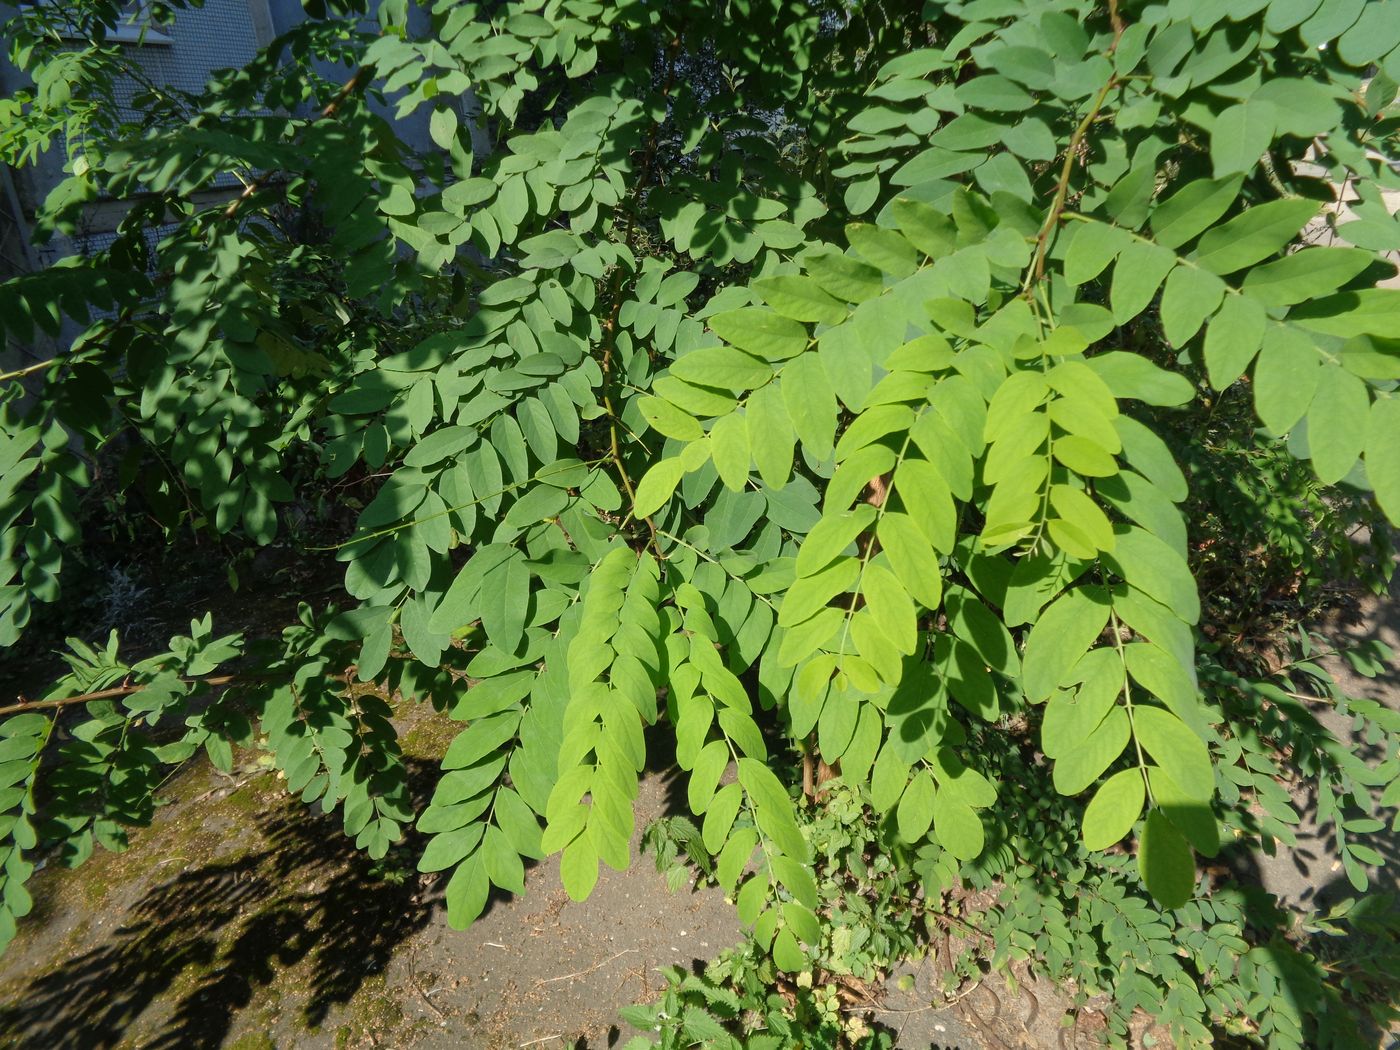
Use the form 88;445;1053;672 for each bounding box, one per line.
1082;768;1145;851
1368;398;1400;522
10;0;1400;1014
1023;588;1111;703
1193;200;1320;276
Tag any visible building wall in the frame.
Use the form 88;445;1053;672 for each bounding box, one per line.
0;1;275;261
0;0;482;279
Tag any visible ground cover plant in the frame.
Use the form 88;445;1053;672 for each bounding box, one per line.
3;0;1400;1045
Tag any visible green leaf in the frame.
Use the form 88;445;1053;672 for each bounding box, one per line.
1368;397;1400;524
1053;434;1118;478
1203;293;1266;389
492;787;544;860
1023;587;1110;702
805;251;884;303
772;926;806;972
782;354;838;459
869;741;912;813
890;198;957;258
1106;526;1199;624
1053;705;1131;795
1139;809;1195;909
633;458;686;517
482;825;525;894
1082;768;1145;851
1150;176;1242;249
1337;0;1400;65
1254;325;1321;433
703;782;743;854
1049;484;1115;554
747;384;796;488
560;833;600;901
896;769;935;843
1123;643;1202;732
710;413;751;491
893;458;955;552
1132;706;1214;803
795;506;876;578
709;308;810;361
639;397;705;441
1209;100;1276;177
1148;766;1220;857
1242;247;1373;308
753;276;847;325
1193;199;1319;276
779;558;859;628
419;824;485;873
862;562;917;655
1307;366;1370;484
846;223;919;277
1110;242;1176;324
445;854;490;928
772;856;819;911
877;512;943;608
1159;265;1226;347
670;346;773;391
405;425;477;467
1086;352;1194;407
1063;221;1129;285
1042;655;1122;758
932;791;984;860
1292;289;1400;339
429;106;459;149
737;757;808;861
777;606;845;666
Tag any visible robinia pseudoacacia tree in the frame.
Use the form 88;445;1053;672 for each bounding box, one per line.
2;0;1400;1044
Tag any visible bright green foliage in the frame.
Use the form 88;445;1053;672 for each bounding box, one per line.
3;0;1400;1044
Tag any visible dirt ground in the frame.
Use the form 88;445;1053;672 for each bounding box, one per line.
1;564;1396;1050
0;695;1072;1050
0;704;744;1050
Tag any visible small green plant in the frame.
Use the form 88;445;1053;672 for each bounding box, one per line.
620;955;896;1050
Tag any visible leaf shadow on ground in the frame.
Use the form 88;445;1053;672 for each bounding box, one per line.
0;757;457;1050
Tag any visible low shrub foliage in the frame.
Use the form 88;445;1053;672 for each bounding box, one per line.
2;0;1399;1044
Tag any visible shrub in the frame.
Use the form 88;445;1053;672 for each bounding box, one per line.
2;1;1399;1044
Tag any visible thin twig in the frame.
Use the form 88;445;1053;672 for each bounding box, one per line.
1022;0;1127;295
222;65;368;219
189;771;261;803
518;1036;564;1048
535;949;638;987
0;674;245;717
1023;76;1117;295
0;358;59;383
408;943;449;1022
597;33;684;558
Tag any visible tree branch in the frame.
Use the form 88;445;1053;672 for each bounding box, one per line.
1022;0;1126;295
222;65;369;220
0;675;241;718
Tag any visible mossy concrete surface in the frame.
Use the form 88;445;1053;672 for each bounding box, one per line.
0;702;741;1049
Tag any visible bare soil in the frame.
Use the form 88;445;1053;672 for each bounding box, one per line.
0;703;743;1050
1;549;1395;1049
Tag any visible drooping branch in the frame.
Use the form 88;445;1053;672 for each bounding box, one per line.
597;32;685;555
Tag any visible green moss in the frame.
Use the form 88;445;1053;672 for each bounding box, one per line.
333;975;405;1048
227;1033;276;1050
397;706;460;760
